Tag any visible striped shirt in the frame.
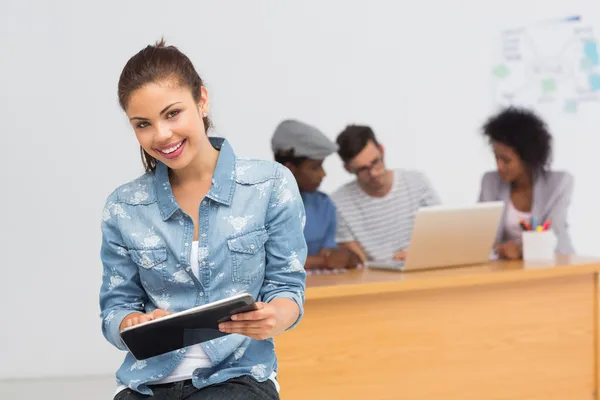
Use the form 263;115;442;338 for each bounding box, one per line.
331;169;441;261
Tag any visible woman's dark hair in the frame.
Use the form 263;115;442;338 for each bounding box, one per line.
118;38;211;172
273;149;308;167
482;107;552;175
336;125;379;164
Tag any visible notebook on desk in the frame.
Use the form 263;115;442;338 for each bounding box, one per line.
367;201;504;272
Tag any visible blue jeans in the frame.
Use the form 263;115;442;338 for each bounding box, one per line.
114;376;279;400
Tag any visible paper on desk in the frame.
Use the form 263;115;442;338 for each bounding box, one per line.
365;260;405;268
306;268;348;276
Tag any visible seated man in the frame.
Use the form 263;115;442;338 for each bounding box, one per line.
332;124;441;262
271;119;361;270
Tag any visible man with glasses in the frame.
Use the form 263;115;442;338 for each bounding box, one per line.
332;124;441;262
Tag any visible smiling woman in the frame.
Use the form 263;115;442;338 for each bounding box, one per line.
117;39;213;173
99;39;308;400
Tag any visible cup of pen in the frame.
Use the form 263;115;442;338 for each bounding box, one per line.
520;218;556;261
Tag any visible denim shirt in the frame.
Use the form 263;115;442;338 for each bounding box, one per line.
99;138;307;395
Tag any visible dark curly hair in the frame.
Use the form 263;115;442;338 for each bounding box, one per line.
482;107;552;175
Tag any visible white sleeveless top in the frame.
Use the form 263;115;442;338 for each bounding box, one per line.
115;242;279;395
505;201;532;242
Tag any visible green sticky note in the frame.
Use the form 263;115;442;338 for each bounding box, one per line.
564;99;577;113
493;64;510;78
581;57;593;71
541;78;556;93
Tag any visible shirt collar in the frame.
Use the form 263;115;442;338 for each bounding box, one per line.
154;137;236;220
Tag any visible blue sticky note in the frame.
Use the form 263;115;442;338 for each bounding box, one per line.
589;73;600;91
584;40;599;66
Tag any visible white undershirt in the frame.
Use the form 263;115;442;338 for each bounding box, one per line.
114;241;279;396
152;242;212;384
505;201;532;243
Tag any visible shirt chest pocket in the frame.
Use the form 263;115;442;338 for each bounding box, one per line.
227;229;268;284
129;247;169;294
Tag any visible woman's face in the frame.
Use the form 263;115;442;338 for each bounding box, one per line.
492;141;526;183
125;80;209;170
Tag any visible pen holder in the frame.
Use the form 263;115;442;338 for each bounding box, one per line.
521;230;557;261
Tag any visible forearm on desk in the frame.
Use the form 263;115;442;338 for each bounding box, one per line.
305;255;327;269
339;241;367;263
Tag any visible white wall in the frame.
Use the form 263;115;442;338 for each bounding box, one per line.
1;0;598;379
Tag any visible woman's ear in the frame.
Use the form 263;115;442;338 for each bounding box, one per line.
198;86;209;116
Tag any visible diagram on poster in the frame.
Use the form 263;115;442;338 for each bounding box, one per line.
493;16;600;113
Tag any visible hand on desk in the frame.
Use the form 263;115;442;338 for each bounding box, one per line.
321;248;362;269
495;241;522;260
393;250;407;261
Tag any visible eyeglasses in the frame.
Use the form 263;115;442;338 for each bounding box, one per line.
350;157;384;177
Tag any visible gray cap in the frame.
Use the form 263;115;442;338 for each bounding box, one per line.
271;119;338;160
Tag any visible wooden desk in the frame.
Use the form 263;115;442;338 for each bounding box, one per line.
275;256;600;400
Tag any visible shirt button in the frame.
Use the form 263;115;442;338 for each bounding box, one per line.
184;243;189;247
142;259;150;266
202;233;207;238
199;292;204;297
250;244;255;249
202;200;207;205
201;261;206;266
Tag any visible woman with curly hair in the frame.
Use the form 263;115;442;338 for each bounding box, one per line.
478;107;574;259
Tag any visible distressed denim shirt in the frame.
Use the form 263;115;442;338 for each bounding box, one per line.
99;138;307;395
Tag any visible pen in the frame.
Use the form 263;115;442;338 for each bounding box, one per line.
531;217;537;230
542;219;551;231
519;221;527;231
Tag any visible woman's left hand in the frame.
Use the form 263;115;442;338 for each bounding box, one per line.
495;241;522;260
393;249;407;261
218;302;283;340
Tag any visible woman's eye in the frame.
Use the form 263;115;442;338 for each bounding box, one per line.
137;121;149;129
167;110;180;118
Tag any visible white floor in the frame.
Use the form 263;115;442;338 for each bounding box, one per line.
0;375;116;400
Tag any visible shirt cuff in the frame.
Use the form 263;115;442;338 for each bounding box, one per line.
265;291;304;331
105;309;139;351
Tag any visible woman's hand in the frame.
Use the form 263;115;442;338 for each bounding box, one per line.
321;248;362;269
495;241;522;260
219;299;297;340
393;249;408;261
119;309;172;331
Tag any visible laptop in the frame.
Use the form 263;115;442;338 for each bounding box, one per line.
366;201;504;271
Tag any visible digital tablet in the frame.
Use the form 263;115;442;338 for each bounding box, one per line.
119;292;257;360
